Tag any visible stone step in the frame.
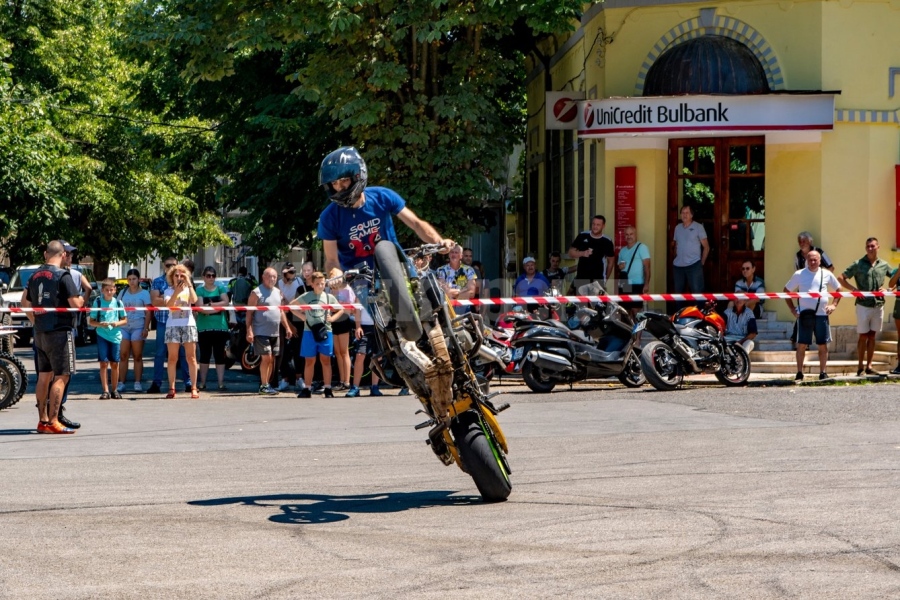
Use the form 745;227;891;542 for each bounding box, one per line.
749;360;892;375
753;340;795;352
756;321;793;333
750;350;852;362
875;341;896;353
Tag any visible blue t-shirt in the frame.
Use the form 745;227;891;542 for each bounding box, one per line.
90;297;126;344
317;186;406;270
513;273;551;297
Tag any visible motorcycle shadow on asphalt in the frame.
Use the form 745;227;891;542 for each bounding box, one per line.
189;491;482;525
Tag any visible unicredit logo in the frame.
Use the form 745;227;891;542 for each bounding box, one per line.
583;102;594;128
552;97;578;123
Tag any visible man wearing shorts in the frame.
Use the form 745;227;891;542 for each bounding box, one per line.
246;268;293;395
784;251;842;381
839;237;891;376
21;241;85;433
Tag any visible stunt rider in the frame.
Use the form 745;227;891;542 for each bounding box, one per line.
318;147;453;273
317;147;455;398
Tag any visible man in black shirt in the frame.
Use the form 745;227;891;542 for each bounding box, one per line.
568;215;615;286
21;241;84;434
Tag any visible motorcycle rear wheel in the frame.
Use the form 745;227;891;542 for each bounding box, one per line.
451;410;511;502
640;341;683;391
715;343;751;386
374;241;423;342
617;348;646;388
522;361;556;393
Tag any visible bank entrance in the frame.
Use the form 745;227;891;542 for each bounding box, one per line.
667;136;766;295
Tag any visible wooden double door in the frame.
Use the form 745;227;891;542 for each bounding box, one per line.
667;136;766;295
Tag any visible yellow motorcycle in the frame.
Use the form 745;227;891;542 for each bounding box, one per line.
344;242;512;502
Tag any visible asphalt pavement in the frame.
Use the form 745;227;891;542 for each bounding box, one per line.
1;335;899;599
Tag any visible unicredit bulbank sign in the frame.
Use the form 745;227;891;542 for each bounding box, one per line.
578;94;835;137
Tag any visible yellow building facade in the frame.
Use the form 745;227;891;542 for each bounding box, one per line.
524;0;900;325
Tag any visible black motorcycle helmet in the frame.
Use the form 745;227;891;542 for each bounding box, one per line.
319;146;368;208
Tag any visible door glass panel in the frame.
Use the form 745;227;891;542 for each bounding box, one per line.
729;146;747;173
680;146;715;175
728;177;765;250
679;178;714;221
749;144;765;173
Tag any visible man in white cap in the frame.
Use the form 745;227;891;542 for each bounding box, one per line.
514;257;551;298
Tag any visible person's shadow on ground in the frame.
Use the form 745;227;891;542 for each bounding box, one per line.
189;491;481;524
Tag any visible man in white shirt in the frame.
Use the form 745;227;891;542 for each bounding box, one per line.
784;251;842;382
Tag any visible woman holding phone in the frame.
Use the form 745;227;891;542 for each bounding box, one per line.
163;264;199;398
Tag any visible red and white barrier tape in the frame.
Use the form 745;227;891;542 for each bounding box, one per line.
2;290;894;312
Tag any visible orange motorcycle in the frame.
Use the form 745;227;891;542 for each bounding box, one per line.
633;303;751;391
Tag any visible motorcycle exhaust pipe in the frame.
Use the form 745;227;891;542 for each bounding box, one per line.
476;344;506;367
672;338;700;372
525;350;575;373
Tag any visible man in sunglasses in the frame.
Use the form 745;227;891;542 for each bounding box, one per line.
148;257;191;394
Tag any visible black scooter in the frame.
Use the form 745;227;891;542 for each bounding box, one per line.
509;300;645;393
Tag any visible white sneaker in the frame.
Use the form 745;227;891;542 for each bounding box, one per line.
277;379;291;392
134;382;143;392
116;382;125;393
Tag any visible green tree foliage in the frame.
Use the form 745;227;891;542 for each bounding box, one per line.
0;0;226;274
126;0;583;245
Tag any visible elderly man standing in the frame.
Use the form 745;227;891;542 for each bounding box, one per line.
672;205;709;307
21;241;84;433
246;267;293;395
838;237;891;376
784;250;842;382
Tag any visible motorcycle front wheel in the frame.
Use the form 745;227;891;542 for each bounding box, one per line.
374;241;423;342
522;360;556;393
451;410;511;502
639;341;684;391
715;343;751;386
0;352;27;404
617;348;646;388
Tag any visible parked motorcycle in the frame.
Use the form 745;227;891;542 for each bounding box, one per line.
634;303;751;391
342;241;512;502
509;295;646;393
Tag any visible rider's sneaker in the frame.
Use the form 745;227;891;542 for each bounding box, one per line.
369;385;383;397
346;386;360;398
39;421;75;434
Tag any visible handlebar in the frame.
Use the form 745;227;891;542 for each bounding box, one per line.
404;243;445;259
327;265;373;287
